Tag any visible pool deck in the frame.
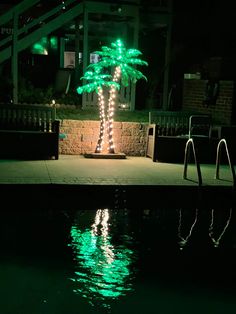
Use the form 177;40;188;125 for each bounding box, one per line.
0;154;235;209
0;154;234;187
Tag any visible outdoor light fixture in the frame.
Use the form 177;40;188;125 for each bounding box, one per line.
110;5;122;13
77;38;148;156
119;103;130;110
31;36;58;55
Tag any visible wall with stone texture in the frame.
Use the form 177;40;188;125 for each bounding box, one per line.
59;120;148;156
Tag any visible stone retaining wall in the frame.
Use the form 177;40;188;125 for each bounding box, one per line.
59;120;148;156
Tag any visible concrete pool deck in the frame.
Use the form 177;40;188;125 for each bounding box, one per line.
0;154;234;187
0;154;235;210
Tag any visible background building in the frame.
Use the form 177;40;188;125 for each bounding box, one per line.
1;0;236;121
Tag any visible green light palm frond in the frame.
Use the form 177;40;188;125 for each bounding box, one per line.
82;64;111;79
125;48;143;58
87;62;103;73
77;38;148;95
94;47;113;57
77;82;98;94
111;39;124;48
121;65;147;82
103;81;120;90
94;57;119;68
81;72;112;82
126;57;148;67
120;71;129;87
77;68;120;94
93;39;148;86
120;70;147;86
93;52;147;71
77;80;120;94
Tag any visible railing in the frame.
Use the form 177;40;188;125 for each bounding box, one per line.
148;111;193;136
183;137;236;187
0;0;83;63
183;138;202;186
0;0;40;27
0;103;56;132
215;138;236;187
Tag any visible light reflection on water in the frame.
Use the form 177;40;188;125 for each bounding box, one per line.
177;206;233;250
208;207;232;248
68;206;235;309
1;202;236;313
69;209;136;309
178;208;199;249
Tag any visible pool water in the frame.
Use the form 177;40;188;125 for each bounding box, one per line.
1;201;236;314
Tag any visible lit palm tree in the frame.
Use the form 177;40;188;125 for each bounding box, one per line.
77;39;148;154
77;67;119;153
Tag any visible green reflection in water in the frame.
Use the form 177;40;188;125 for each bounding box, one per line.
69;209;135;307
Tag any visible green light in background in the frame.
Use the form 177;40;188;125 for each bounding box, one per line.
31;43;48;55
31;37;48;55
31;36;58;55
50;36;58;50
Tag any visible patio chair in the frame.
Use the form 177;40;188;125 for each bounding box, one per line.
188;115;212;139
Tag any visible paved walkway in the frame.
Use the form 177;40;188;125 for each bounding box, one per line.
0;155;234;187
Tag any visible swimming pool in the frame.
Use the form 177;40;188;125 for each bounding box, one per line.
1;191;236;314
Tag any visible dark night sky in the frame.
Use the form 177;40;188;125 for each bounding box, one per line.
2;0;236;78
170;0;236;79
173;0;236;55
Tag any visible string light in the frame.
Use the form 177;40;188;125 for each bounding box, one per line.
106;67;121;153
76;39;148;154
95;87;106;153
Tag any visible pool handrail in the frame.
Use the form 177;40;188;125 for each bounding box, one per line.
183;138;202;186
215;138;236;187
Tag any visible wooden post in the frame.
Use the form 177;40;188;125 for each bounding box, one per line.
149;111;152;124
130;7;139;111
59;37;65;68
12;12;18;104
75;18;81;87
82;4;89;109
162;8;172;111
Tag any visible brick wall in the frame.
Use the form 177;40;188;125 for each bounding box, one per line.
182;80;234;125
59;120;148;156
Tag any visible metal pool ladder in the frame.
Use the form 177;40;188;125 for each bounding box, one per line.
183;138;202;186
215;138;236;187
183;138;236;187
